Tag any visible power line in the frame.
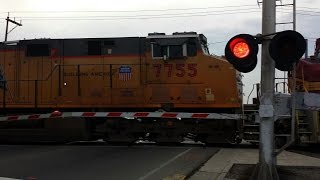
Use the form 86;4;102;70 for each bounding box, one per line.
297;9;320;14
277;9;320;17
16;10;262;21
299;6;320;10
7;8;320;22
3;4;258;14
16;12;320;22
2;4;319;17
15;8;261;19
278;8;320;14
1;5;317;23
296;12;320;17
3;5;319;15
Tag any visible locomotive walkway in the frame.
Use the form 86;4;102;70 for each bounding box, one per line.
189;147;320;180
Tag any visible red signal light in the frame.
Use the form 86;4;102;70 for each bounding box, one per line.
230;38;250;59
225;34;258;73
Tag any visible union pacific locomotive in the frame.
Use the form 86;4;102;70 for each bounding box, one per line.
0;32;244;144
1;32;318;146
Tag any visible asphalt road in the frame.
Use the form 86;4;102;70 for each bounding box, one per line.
0;144;219;180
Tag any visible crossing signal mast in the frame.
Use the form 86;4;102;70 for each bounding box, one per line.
224;2;306;178
225;30;306;73
225;29;306;180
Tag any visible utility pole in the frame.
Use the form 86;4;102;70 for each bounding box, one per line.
4;13;22;42
252;0;279;179
2;13;22;115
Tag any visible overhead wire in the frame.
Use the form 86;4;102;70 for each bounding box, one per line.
1;6;318;14
298;6;320;10
2;4;258;14
0;4;318;22
14;7;261;19
15;10;263;21
5;10;319;22
0;4;318;15
13;8;260;18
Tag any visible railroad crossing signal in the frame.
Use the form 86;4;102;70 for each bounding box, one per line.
225;30;306;73
224;34;258;73
269;30;306;71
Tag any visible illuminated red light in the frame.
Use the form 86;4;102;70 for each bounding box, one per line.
224;34;258;73
233;42;250;58
230;38;250;59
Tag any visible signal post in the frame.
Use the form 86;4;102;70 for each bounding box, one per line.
253;0;278;179
224;0;306;178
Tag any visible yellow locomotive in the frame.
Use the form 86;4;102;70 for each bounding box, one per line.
0;32;243;144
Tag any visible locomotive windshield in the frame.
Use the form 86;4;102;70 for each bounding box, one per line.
152;42;197;59
152;44;168;58
151;40;189;59
149;32;199;59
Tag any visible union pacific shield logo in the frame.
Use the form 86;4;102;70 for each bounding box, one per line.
118;66;132;81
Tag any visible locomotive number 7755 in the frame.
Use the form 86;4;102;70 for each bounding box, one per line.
153;64;197;78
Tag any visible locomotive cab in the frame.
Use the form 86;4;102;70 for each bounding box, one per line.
145;32;242;111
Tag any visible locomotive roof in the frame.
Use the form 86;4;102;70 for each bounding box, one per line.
18;36;141;42
147;33;199;39
0;37;144;56
0;32;204;44
1;32;203;44
0;32;206;57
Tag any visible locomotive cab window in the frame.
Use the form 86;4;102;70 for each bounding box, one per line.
168;45;184;59
187;42;197;57
151;43;168;59
152;43;191;59
26;44;49;57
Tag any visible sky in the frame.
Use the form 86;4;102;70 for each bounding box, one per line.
0;0;319;103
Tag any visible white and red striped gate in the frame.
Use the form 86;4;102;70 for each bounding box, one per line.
0;111;243;122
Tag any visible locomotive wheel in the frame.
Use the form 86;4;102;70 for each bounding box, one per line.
146;118;185;145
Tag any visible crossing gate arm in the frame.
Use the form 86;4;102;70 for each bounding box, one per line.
0;112;72;121
0;112;244;122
